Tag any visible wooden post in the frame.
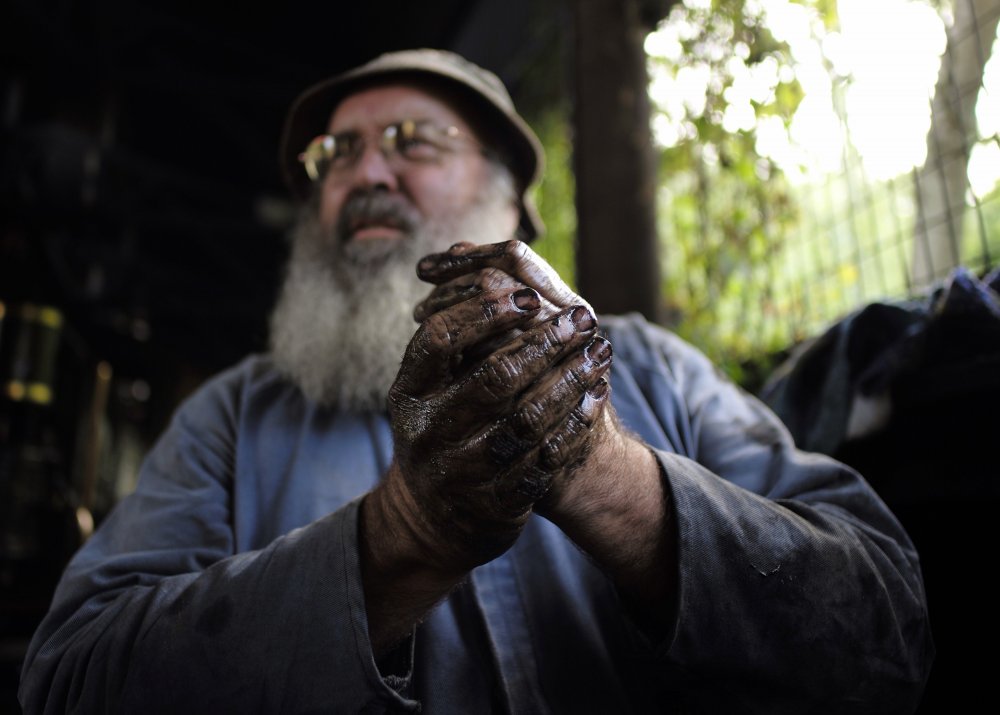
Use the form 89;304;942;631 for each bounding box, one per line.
572;0;661;322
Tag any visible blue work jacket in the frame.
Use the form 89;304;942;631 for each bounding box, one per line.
19;314;933;714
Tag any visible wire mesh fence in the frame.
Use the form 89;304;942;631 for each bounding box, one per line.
654;0;1000;376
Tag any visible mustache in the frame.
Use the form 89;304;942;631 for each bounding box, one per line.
335;191;420;241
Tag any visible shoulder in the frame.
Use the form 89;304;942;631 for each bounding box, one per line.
598;312;715;377
170;353;299;431
598;312;744;419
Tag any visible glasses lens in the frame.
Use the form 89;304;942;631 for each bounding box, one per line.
299;122;472;182
299;135;335;181
390;120;450;162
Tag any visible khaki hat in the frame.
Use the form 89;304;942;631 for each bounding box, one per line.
278;48;545;241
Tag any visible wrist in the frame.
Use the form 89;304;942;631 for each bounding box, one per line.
361;464;468;583
359;470;466;657
535;426;676;615
537;409;629;524
536;412;666;562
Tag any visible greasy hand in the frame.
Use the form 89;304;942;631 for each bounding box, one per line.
414;239;593;323
413;239;619;518
379;285;612;575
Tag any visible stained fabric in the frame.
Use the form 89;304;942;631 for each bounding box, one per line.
761;266;1000;456
761;266;1000;713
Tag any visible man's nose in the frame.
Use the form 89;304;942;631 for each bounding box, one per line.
351;145;399;191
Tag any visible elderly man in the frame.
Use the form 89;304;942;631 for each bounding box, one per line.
20;50;932;713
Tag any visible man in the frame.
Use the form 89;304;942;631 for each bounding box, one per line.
19;49;933;713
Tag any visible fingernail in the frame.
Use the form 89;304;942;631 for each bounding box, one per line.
589;377;610;399
585;337;612;363
417;257;436;272
570;306;596;332
512;288;540;311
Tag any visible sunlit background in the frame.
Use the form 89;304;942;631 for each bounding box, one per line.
650;0;998;188
632;0;1000;378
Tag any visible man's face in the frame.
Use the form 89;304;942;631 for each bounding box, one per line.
269;81;521;411
317;82;510;242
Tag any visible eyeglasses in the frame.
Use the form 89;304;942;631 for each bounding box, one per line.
297;119;482;182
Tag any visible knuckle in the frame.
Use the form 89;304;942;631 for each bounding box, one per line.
540;318;570;349
512;398;548;440
564;362;590;394
513;467;553;502
517;313;570;355
477;353;519;397
540;434;564;468
541;410;590;469
500;239;528;267
563;407;590;438
450;274;478;293
480;267;511;290
568;402;594;431
507;238;528;257
500;238;521;255
541;431;573;469
478;293;504;321
512;239;531;263
423;312;457;349
578;385;607;424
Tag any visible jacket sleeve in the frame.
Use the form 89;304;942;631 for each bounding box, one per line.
18;368;417;714
610;315;934;714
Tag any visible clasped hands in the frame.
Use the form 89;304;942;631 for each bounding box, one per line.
379;239;619;575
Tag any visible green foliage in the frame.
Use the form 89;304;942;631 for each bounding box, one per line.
649;0;814;378
963;176;1000;274
518;0;996;389
809;0;840;28
510;0;578;290
526;107;578;289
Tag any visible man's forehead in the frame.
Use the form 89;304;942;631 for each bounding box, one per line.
326;82;477;134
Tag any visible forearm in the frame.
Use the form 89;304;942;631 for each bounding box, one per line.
359;470;468;656
660;450;932;712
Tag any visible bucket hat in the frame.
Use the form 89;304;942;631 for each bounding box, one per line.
278;48;545;240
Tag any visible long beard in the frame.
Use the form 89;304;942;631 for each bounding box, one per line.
268;176;516;412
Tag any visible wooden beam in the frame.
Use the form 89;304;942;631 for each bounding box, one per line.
572;0;662;322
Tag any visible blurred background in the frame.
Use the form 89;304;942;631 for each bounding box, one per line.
2;0;997;712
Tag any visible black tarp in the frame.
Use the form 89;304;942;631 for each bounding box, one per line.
761;266;1000;713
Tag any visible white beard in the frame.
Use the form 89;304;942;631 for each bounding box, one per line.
268;173;517;412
